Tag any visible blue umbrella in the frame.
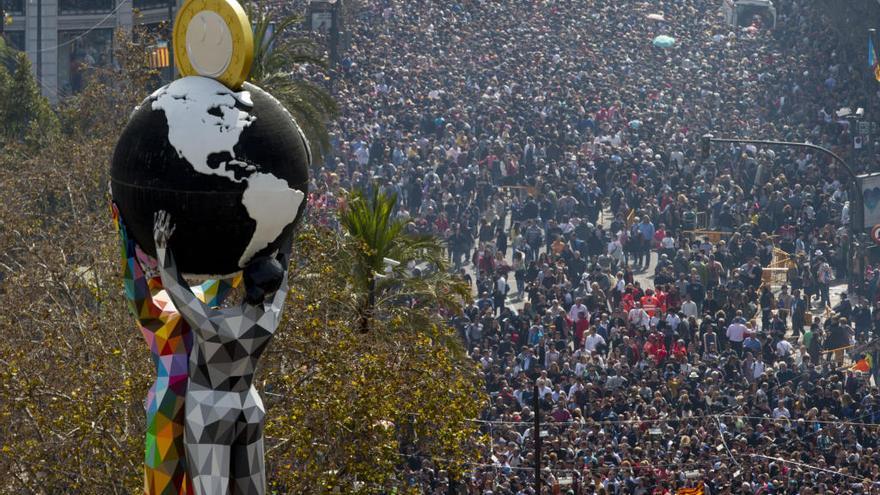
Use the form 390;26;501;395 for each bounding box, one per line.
652;35;676;48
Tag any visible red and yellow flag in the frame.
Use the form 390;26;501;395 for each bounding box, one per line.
677;483;704;495
852;354;873;373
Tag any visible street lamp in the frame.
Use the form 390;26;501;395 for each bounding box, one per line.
702;133;864;291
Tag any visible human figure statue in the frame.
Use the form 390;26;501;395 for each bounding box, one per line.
113;204;236;495
153;210;291;495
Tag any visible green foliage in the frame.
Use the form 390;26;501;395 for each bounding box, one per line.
339;189;451;289
0;36;16;69
339;189;469;337
246;0;338;162
0;52;59;149
263;228;483;492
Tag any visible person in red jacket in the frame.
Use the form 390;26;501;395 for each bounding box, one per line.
640;289;660;317
622;287;636;313
672;339;688;363
644;333;668;366
655;287;668;313
665;285;682;314
573;311;590;347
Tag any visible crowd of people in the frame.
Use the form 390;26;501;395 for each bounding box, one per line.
300;0;880;492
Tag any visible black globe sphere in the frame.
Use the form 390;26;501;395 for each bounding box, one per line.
111;77;310;277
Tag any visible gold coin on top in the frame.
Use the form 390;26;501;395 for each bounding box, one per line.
173;0;254;90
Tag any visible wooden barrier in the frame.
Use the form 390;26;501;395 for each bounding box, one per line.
683;230;731;243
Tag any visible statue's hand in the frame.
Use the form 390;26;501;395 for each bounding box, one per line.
153;210;176;250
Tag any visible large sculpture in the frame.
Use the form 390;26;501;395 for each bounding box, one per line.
111;76;310;277
154;211;290;494
113;205;236;494
111;0;310;491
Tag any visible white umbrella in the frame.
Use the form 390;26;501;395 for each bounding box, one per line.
652;35;676;48
646;13;666;22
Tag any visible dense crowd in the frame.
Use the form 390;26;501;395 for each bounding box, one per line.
303;0;880;493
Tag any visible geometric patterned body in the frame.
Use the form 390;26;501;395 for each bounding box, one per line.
114;206;235;495
156;240;287;495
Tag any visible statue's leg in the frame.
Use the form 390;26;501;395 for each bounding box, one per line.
232;389;266;495
230;420;265;495
186;441;232;495
144;380;189;495
185;392;237;495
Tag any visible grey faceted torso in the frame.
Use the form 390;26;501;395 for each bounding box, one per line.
188;303;277;392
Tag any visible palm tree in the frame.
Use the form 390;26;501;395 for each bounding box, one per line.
339;188;469;336
245;1;338;162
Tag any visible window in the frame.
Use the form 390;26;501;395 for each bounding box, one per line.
133;0;172;10
57;28;113;94
5;0;25;14
58;0;114;15
3;31;25;51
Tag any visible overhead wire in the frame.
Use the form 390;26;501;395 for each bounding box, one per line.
35;0;131;54
750;454;876;484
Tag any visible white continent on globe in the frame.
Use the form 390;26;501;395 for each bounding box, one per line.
152;76;256;182
151;76;304;270
240;173;304;267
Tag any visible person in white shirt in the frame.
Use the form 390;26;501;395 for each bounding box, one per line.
535;374;553;398
605;369;627;390
608;235;625;268
727;317;748;354
794;345;808;367
544;344;560;368
666;312;681;332
495;275;507;294
568;381;584;398
817;261;833;307
584;328;606;354
627;302;650;331
569;297;588;323
775;339;793;358
574;355;589;377
750;357;766;379
681;295;698;319
548;300;565;320
354;144;370;167
772;400;790;419
660;234;676;257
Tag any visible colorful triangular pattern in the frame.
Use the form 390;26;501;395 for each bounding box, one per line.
114;205;236;495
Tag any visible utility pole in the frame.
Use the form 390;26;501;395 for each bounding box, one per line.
533;383;541;495
36;0;41;80
330;0;340;66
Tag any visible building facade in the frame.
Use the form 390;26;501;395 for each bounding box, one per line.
3;0;180;102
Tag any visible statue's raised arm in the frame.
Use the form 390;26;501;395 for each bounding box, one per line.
266;238;292;325
153;211;216;336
